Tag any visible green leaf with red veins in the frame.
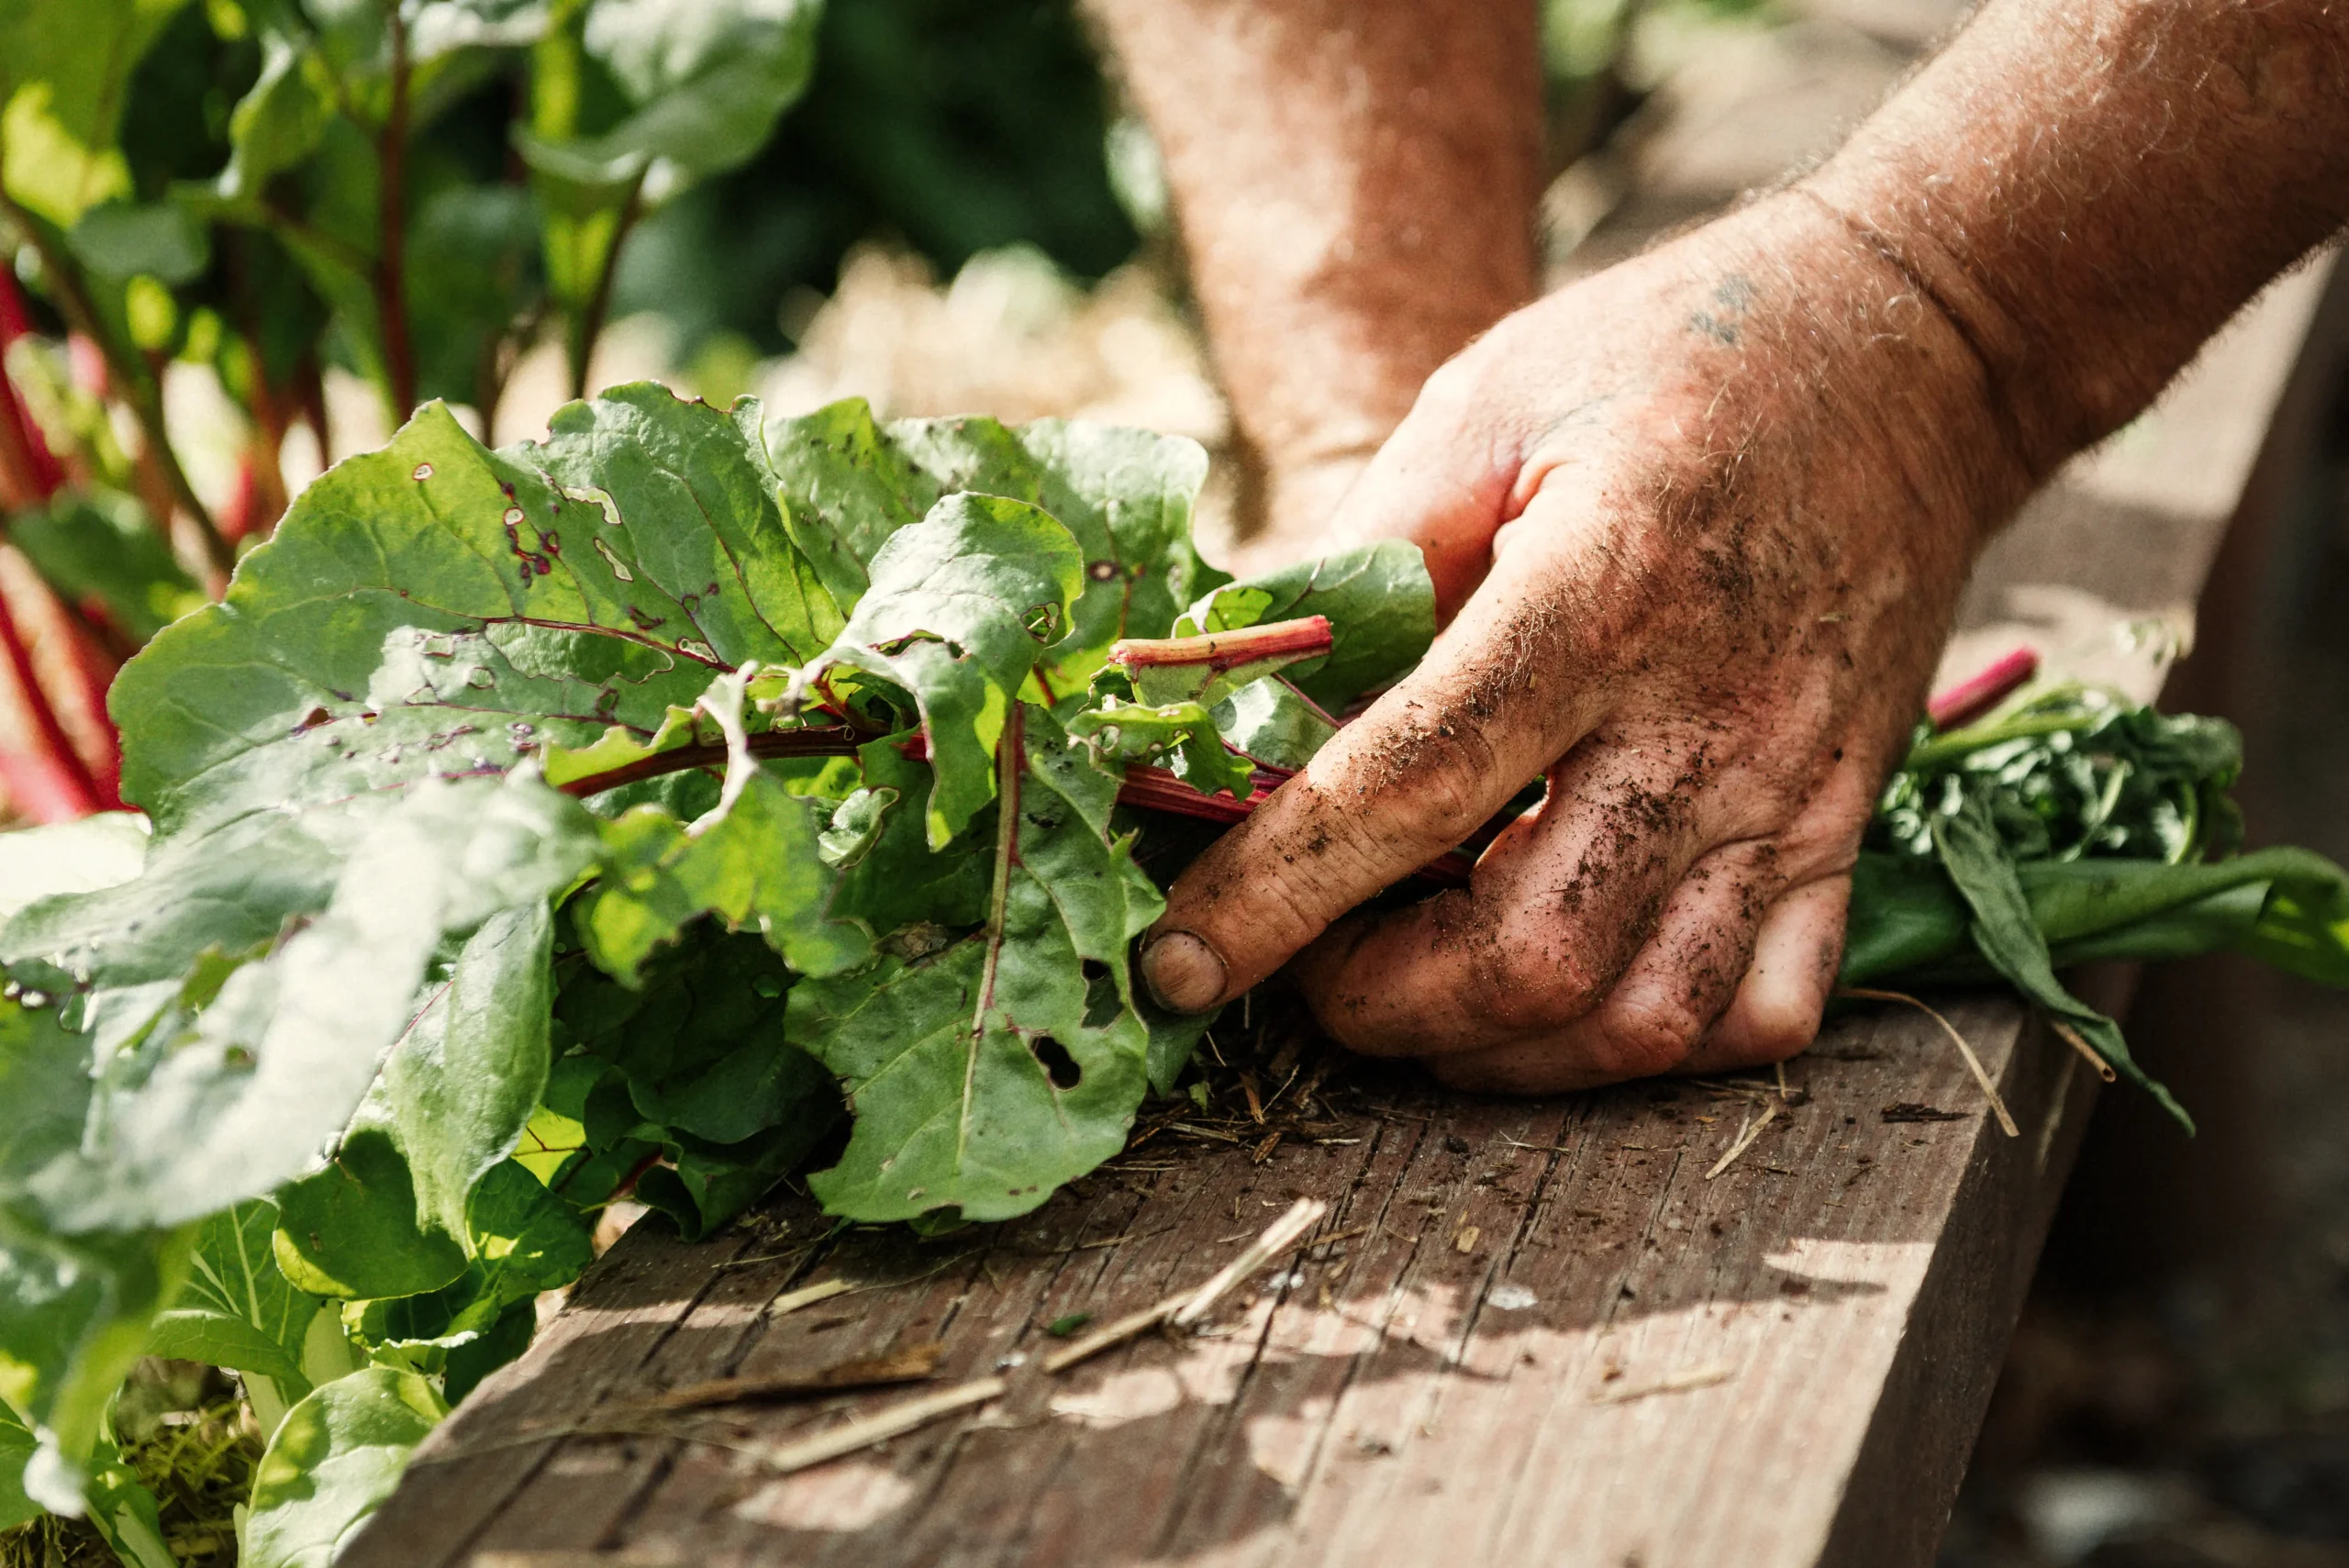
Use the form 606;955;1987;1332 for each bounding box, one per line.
1211;676;1338;770
570;666;874;983
788;708;1162;1223
1066;687;1254;801
109;386;836;837
798;493;1084;848
576;772;873;984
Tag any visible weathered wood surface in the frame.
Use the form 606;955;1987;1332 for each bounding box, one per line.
345;253;2348;1568
376;997;2088;1568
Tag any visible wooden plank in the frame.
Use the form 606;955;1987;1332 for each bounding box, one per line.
351;994;2085;1568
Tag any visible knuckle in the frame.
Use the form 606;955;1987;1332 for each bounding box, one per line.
1412;353;1486;425
1169;828;1341;970
1475;940;1608;1035
1367;717;1506;847
1590;993;1706;1080
1300;714;1508;881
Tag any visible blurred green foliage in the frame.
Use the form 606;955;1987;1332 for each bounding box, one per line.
616;0;1139;360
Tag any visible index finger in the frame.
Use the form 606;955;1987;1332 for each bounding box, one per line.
1138;567;1609;1013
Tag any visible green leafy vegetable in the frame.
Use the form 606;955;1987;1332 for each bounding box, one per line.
789;706;1163;1221
145;1200;326;1410
1173;539;1433;708
796;491;1084;845
1842;684;2349;1129
240;1366;446;1568
0;385;1383;1529
0;1402;37;1533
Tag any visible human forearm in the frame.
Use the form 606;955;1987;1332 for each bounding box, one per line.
1081;0;1544;550
1804;0;2349;484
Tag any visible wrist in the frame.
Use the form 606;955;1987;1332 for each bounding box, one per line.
1677;191;2032;573
1799;0;2349;500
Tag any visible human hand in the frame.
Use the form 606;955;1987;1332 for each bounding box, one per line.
1140;193;2032;1092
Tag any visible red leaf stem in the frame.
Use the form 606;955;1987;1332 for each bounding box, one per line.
1108;615;1332;672
1928;647;2039;731
0;272;65;503
1110;760;1476;888
552;723;876;797
0;585;105;818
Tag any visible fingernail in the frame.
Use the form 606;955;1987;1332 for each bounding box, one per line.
1141;931;1228;1013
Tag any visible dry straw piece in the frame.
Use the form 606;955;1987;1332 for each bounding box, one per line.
1839;986;2021;1137
745;1197;1334;1476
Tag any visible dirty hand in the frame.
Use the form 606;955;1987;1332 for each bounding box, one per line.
1140;193;2027;1091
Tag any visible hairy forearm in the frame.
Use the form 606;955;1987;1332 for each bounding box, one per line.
1082;0;1544;541
1805;0;2349;485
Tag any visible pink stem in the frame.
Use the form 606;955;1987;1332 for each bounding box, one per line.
0;587;104;817
0;273;65;501
1109;615;1332;672
1928;647;2040;731
1111;760;1476;888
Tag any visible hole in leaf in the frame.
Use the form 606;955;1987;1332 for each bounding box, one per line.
1080;962;1119;1028
1023;603;1061;641
1030;1035;1082;1089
